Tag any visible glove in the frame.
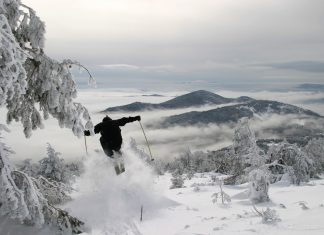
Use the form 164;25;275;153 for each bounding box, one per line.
135;115;141;121
84;130;90;136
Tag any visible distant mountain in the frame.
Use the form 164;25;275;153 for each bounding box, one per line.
102;90;254;112
160;100;322;127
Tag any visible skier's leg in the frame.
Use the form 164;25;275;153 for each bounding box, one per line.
100;137;114;158
113;147;125;174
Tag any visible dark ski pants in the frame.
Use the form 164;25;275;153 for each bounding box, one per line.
100;136;121;158
100;137;124;175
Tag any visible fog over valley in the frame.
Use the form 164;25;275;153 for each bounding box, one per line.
1;88;323;163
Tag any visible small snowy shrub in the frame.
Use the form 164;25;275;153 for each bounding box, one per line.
253;205;281;224
249;169;270;203
170;170;184;189
193;185;200;192
211;178;231;204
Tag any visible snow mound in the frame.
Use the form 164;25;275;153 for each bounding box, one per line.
65;143;175;235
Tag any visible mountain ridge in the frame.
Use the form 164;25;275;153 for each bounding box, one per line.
159;99;322;127
101;90;254;113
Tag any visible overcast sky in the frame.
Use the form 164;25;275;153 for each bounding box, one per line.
24;0;324;90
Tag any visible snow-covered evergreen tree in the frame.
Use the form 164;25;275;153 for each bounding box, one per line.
170;170;184;189
228;118;265;184
233;118;265;171
268;141;315;185
249;168;270;203
1;0;93;138
0;130;83;233
304;137;324;174
19;158;39;178
181;148;195;179
151;159;166;175
38;143;68;183
0;1;92;232
34;176;72;205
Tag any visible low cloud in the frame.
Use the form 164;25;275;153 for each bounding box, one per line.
2;89;324;163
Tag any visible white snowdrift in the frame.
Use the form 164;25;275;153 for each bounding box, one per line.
65;143;177;235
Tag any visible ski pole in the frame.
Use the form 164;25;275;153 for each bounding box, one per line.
139;121;154;161
84;135;88;155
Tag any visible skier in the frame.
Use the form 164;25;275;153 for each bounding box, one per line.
84;115;141;174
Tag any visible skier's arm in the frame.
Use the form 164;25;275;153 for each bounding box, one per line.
94;122;102;134
84;122;102;136
117;116;141;126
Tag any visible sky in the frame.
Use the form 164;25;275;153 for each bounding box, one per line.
23;0;324;90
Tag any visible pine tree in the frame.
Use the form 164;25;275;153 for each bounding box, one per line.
0;132;83;233
304;137;324;174
0;1;92;232
229;118;265;184
38;143;68;183
170;170;184;189
268;141;315;185
19;158;39;178
1;0;94;138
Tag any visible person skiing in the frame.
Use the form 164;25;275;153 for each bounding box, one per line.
84;115;141;174
84;115;141;157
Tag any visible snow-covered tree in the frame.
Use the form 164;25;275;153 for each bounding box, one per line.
152;159;167;175
228;118;266;184
19;158;39;177
304;137;324;174
1;1;93;232
1;0;94;138
34;176;72;205
233;118;265;171
170;170;184;189
0;131;83;233
268;141;315;185
181;148;195;179
38;143;68;183
65;161;84;178
249;168;270;203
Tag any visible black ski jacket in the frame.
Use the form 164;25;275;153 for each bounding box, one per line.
85;116;139;149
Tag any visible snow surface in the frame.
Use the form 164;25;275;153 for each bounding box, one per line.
61;145;324;235
139;174;324;235
1;132;324;235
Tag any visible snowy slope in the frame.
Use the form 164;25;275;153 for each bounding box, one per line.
65;151;324;235
138;174;324;235
2;142;323;235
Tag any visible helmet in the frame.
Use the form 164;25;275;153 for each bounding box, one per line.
103;115;112;122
